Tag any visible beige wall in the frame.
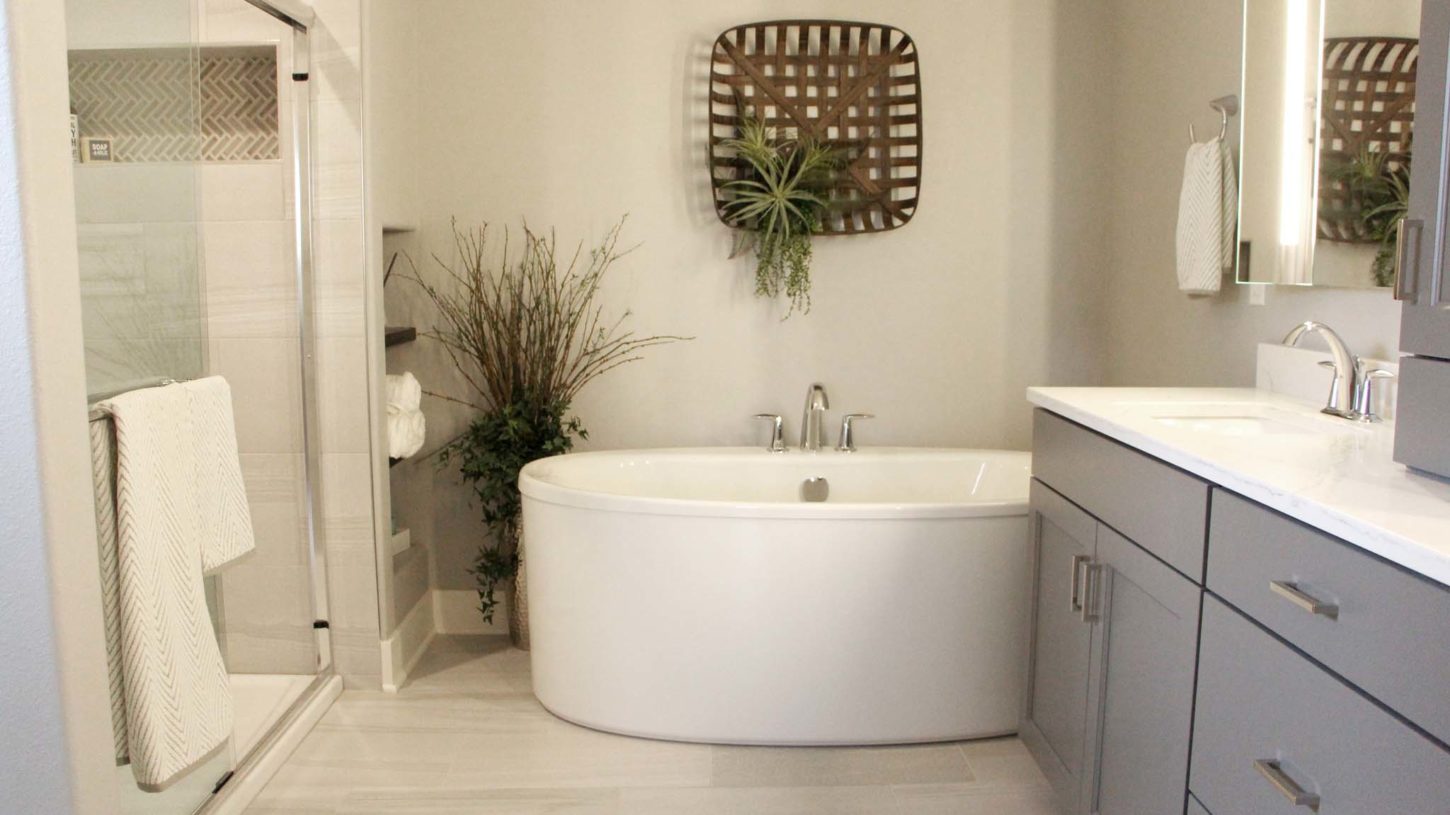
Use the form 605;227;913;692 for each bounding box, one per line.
1102;0;1403;386
385;0;1113;591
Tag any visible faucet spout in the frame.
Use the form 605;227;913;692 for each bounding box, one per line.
800;383;830;451
1283;321;1359;417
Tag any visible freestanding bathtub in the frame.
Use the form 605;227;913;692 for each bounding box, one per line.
519;447;1032;745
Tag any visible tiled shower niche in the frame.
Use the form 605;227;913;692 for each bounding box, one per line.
69;44;280;163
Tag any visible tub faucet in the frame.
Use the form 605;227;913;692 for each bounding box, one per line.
1283;320;1359;418
800;383;830;451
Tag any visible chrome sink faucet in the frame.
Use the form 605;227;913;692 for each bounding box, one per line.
800;383;830;451
1282;320;1360;418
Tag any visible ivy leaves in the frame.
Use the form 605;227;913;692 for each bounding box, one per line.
440;399;585;622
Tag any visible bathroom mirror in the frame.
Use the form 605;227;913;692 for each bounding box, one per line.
1237;0;1419;288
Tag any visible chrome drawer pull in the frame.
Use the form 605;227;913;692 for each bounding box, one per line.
1070;554;1090;613
1269;580;1339;620
1254;759;1321;811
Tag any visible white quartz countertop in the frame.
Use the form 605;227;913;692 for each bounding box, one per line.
1027;387;1450;588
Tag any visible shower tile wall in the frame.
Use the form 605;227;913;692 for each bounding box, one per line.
192;4;314;674
208;0;381;688
200;0;379;688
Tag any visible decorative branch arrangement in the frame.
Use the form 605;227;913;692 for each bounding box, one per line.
404;218;687;625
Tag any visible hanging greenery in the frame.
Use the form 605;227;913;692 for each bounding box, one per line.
721;116;844;316
1325;143;1412;288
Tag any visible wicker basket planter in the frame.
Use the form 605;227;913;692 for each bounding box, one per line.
708;20;923;235
1317;36;1417;243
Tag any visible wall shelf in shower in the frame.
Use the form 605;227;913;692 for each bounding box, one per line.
68;43;281;164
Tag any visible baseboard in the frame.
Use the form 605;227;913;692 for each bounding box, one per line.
433;588;508;635
380;590;437;693
206;674;342;815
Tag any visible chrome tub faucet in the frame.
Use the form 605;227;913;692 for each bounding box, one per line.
800;383;830;452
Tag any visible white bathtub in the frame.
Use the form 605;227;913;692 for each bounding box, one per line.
519;447;1032;745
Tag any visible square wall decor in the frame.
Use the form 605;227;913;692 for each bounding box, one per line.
709;20;922;235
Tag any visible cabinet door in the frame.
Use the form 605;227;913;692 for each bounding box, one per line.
1401;0;1450;358
1021;479;1098;814
1087;526;1201;815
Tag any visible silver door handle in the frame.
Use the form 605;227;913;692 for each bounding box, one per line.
1254;759;1321;811
1269;580;1339;620
1393;219;1421;301
1070;554;1090;613
1080;563;1103;623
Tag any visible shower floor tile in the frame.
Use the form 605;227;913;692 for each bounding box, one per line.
245;636;1052;814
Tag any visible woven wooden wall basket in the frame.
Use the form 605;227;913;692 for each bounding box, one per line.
708;20;922;235
1318;36;1418;243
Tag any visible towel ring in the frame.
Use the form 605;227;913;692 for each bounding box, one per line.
1190;95;1240;144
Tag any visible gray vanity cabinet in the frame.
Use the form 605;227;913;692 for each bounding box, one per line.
1025;411;1207;815
1088;527;1200;815
1396;0;1450;476
1191;596;1450;814
1021;479;1098;815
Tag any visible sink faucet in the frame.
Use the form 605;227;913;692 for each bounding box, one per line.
800;383;830;451
1283;321;1359;418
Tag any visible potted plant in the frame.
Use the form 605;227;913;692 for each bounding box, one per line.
721;115;845;316
406;218;686;647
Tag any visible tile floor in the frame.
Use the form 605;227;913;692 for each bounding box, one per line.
247;636;1054;814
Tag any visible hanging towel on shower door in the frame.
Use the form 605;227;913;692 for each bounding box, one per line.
89;415;130;766
1175;137;1238;295
95;376;255;790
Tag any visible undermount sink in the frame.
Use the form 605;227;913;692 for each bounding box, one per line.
1151;414;1318;437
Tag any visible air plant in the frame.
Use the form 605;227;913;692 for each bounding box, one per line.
721;115;844;316
1325;142;1412;287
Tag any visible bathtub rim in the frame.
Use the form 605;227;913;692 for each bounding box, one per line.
518;446;1030;520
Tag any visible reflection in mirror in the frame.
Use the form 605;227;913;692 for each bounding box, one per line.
1237;0;1419;288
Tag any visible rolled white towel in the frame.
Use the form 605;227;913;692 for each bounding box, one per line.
387;408;426;459
385;371;422;413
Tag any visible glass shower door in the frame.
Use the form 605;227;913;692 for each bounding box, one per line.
69;0;328;812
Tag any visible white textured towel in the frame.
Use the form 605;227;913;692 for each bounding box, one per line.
385;371;422;413
93;377;255;790
385;372;426;459
1175;138;1239;295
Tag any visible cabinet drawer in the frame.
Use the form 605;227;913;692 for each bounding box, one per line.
1192;597;1450;814
1032;410;1209;581
1207;489;1450;746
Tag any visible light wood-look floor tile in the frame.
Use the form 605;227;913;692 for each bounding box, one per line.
247;636;1051;814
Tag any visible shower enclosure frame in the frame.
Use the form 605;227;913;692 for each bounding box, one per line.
204;0;338;806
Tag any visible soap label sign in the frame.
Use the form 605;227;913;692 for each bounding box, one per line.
83;137;114;163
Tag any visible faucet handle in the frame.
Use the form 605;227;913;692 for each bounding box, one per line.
1316;359;1358;418
1352;369;1396;423
837;413;874;453
753;414;786;453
